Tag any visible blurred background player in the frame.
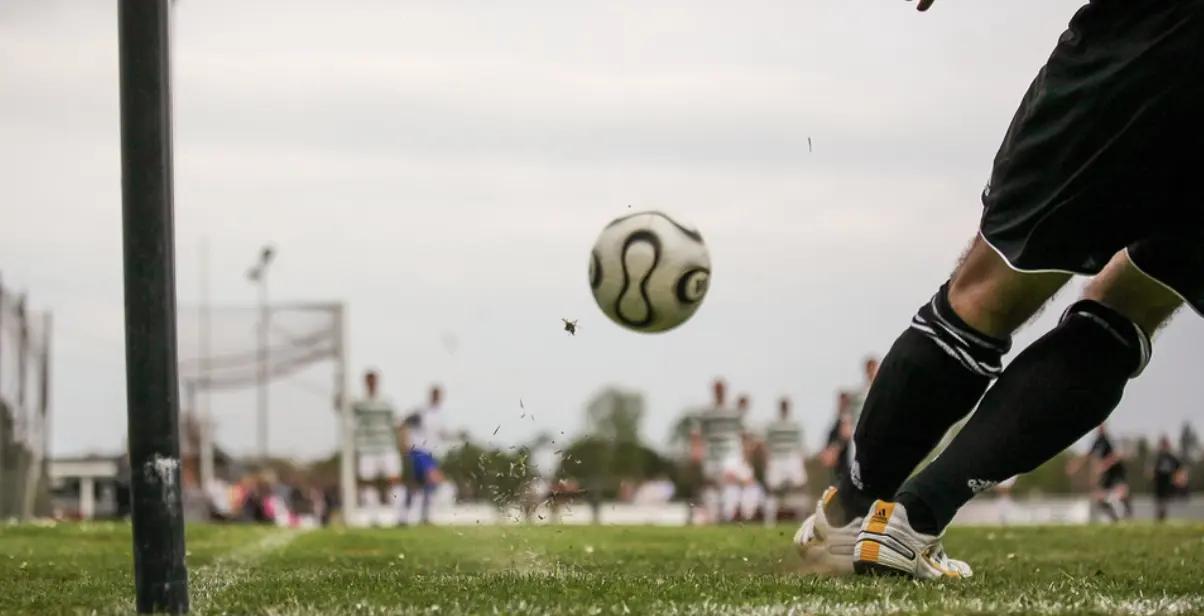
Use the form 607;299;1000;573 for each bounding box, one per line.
735;395;765;522
682;420;707;525
819;392;854;484
400;384;448;525
699;380;747;522
351;369;405;525
1068;424;1132;522
844;357;880;423
763;397;807;526
1152;435;1188;523
843;357;878;467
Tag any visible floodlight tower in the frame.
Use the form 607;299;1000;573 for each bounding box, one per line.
247;245;274;460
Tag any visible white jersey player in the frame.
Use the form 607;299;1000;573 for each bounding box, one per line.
764;397;807;525
400;384;448;525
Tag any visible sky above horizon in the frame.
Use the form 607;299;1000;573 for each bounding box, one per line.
2;0;1200;461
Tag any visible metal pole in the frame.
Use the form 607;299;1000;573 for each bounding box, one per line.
38;313;51;516
21;313;51;519
15;295;28;520
119;0;189;611
0;272;4;400
257;270;269;459
80;476;96;521
0;273;6;512
199;410;214;494
335;304;355;525
198;240;213;491
16;295;28;446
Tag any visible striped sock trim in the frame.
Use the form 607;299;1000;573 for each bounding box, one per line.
908;285;1010;378
1060;300;1152;378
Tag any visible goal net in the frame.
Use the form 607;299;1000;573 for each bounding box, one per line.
0;282;51;520
176;302;355;518
177;303;343;392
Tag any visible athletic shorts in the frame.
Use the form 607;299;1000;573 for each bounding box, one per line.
357;450;402;481
980;0;1204;315
678;461;705;500
1100;463;1128;489
765;454;807;491
704;455;754;484
409;449;439;485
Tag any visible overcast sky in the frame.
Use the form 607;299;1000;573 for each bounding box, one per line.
2;0;1200;460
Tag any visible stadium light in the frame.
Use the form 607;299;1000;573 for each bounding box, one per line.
247;244;274;459
118;0;189;612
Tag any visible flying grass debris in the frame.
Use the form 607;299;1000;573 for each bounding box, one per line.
562;319;578;335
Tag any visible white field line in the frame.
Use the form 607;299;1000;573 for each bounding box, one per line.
190;529;305;610
98;528;303;615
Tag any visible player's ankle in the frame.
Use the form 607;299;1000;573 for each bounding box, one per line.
830;479;872;526
896;491;941;536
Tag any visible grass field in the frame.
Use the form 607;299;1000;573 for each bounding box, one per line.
2;522;1203;615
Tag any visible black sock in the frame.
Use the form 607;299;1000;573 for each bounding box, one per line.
835;282;1010;524
1121;496;1133;519
897;300;1150;535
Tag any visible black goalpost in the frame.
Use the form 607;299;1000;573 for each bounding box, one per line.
119;0;190;612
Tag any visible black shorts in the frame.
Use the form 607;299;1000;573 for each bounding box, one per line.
980;0;1204;316
1100;463;1127;490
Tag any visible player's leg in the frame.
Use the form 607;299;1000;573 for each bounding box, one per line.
740;479;763;523
764;460;785;526
701;482;719;524
1116;481;1133;520
401;450;421;525
764;486;781;526
420;456;442;525
719;458;745;522
357;453;379;509
854;251;1180;577
831;236;1069;523
1095;485;1119;523
720;479;740;523
1154;490;1169;522
382;451;405;525
893;249;1180;537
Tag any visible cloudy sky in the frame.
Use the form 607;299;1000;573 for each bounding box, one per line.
2;0;1200;460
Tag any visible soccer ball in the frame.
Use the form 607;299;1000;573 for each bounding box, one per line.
588;210;711;333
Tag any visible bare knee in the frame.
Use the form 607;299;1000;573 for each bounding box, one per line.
1083;251;1182;335
947;237;1070;338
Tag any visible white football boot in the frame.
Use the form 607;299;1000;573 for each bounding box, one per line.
852;499;973;579
793;487;862;575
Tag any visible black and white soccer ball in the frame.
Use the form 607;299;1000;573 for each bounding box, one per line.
588;210;711;333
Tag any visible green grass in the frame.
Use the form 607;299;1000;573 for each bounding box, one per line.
2;522;1203;615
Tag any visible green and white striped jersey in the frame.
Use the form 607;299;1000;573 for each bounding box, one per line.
700;408;743;463
353;397;397;454
765;419;803;457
